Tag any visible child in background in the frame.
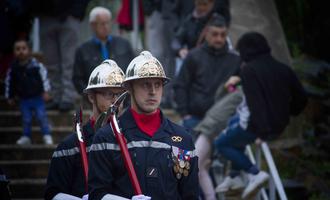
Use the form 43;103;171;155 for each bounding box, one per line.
5;39;53;145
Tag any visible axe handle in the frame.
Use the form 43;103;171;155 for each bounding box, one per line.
78;140;89;192
110;115;142;195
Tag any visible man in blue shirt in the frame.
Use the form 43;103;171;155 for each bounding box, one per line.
73;7;135;96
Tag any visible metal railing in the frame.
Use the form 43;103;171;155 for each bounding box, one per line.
246;142;288;200
31;17;40;53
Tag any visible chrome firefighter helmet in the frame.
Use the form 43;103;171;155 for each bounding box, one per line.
84;59;125;92
123;51;170;86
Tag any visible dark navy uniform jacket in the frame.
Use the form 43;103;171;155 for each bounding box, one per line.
45;120;95;200
88;109;199;200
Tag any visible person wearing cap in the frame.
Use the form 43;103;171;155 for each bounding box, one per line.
45;60;126;200
88;51;199;200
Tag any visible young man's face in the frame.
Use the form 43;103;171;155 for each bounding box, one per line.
89;87;124;115
91;14;111;41
205;26;228;49
14;41;30;62
130;78;163;114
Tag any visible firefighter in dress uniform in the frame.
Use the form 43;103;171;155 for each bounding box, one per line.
45;60;126;200
88;51;200;200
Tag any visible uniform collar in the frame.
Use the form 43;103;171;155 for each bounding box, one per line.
119;108;173;140
82;119;95;139
130;108;161;137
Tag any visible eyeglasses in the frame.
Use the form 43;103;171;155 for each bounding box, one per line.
95;91;123;99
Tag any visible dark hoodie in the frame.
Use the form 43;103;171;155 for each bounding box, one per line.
237;32;307;139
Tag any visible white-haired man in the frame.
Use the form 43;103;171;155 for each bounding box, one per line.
73;6;135;96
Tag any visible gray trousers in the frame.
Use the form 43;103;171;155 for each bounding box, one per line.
40;16;79;103
194;87;243;141
145;11;176;104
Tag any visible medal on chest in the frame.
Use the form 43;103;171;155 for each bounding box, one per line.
172;147;191;179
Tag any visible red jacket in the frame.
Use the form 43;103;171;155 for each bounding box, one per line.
117;0;144;31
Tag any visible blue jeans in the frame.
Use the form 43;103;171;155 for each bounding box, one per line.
183;115;201;131
20;96;50;137
214;118;257;173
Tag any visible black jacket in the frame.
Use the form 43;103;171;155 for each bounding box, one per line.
172;13;210;54
28;0;91;20
241;54;307;139
45;120;95;200
88;109;199;200
5;58;50;99
72;36;134;94
174;43;241;117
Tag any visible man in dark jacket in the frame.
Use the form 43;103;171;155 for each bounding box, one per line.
173;14;240;130
45;60;126;200
73;6;134;97
214;32;307;199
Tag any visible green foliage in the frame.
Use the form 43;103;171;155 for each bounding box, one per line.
274;0;329;61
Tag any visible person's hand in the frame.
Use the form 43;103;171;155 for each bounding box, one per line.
183;115;192;120
224;76;241;92
131;195;151;200
255;138;262;146
179;48;188;59
82;194;88;200
42;92;51;102
7;98;15;106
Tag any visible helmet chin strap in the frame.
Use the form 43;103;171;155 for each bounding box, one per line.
92;93;106;119
130;88;144;114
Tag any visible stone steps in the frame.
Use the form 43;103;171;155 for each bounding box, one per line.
0;160;50;179
0;126;73;144
9;179;46;199
0;144;55;160
0;110;91;127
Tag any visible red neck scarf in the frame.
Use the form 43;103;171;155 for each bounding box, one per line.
130;108;161;137
90;116;96;129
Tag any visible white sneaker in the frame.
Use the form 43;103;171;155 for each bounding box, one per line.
43;135;53;145
242;171;269;199
16;136;32;145
215;176;245;193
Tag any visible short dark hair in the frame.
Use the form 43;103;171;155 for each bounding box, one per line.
236;32;271;62
14;38;32;49
207;13;227;28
